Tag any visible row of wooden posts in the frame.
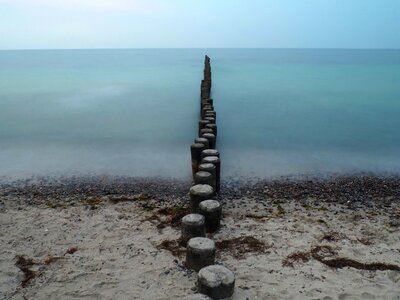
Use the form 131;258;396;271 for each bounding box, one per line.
182;56;235;300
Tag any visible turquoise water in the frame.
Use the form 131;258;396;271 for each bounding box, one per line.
0;49;399;180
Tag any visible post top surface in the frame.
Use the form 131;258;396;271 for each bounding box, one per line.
187;237;215;250
199;200;221;212
202;156;220;164
190;184;214;196
182;213;205;224
198;265;235;288
199;163;216;170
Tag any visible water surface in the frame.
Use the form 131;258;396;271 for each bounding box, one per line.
1;49;399;180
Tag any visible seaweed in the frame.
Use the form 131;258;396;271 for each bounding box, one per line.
276;205;286;217
46;202;67;209
282;251;311;267
143;204;190;228
215;236;272;259
158;236;272;260
245;214;268;220
157;239;186;257
283;245;400;271
65;246;78;255
320;231;344;242
81;197;103;206
15;255;36;288
15;247;78;288
109;193;151;203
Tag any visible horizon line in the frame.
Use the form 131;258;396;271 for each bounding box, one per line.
1;47;400;51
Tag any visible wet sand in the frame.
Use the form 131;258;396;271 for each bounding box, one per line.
1;175;400;299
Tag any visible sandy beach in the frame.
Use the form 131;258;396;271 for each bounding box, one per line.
1;176;400;299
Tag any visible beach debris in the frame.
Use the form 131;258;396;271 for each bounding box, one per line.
282;251;312;267
245;213;269;220
81;197;103;206
283;245;400;271
46;201;67;209
15;249;76;288
157;239;186;257
320;231;345;242
275;204;286;217
43;255;64;265
143;204;190;228
15;255;37;288
108;193;151;203
140;202;157;211
65;246;78;255
158;204;189;227
215;236;272;259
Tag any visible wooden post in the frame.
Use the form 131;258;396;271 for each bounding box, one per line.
189;184;215;212
202;156;220;192
191;143;205;178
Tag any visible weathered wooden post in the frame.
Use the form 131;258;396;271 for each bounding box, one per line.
198;265;235;299
186;237;216;271
201;133;216;149
205;124;217;136
202;106;214;118
181;214;205;243
189;184;214;212
204;117;215;124
198;163;217;191
191;143;205;179
194;137;209;150
202;156;220;192
199;120;210;133
199;128;214;136
201;149;220;160
194;171;213;187
199;200;222;233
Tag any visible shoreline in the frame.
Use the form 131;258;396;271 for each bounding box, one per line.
1;173;399;207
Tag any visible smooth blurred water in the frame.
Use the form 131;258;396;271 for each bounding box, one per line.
0;49;399;180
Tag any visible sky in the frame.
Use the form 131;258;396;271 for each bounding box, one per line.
0;0;399;49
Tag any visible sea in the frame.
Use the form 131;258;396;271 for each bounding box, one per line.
0;49;399;181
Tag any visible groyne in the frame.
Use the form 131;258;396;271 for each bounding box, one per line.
185;56;235;299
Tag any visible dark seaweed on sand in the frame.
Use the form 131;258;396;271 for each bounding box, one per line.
283;245;400;271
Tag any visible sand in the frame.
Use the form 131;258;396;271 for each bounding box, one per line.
1;178;400;299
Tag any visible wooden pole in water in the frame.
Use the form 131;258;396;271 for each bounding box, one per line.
205;124;217;136
202;156;220;192
195;137;209;150
199;128;214;137
198;163;217;191
202;133;216;149
201;149;220;160
194;171;214;187
191;143;205;178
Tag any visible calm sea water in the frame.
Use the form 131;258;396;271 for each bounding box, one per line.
0;49;399;180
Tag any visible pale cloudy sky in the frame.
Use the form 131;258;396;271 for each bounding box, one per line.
0;0;399;49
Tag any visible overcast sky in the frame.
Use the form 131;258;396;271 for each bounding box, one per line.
0;0;399;49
